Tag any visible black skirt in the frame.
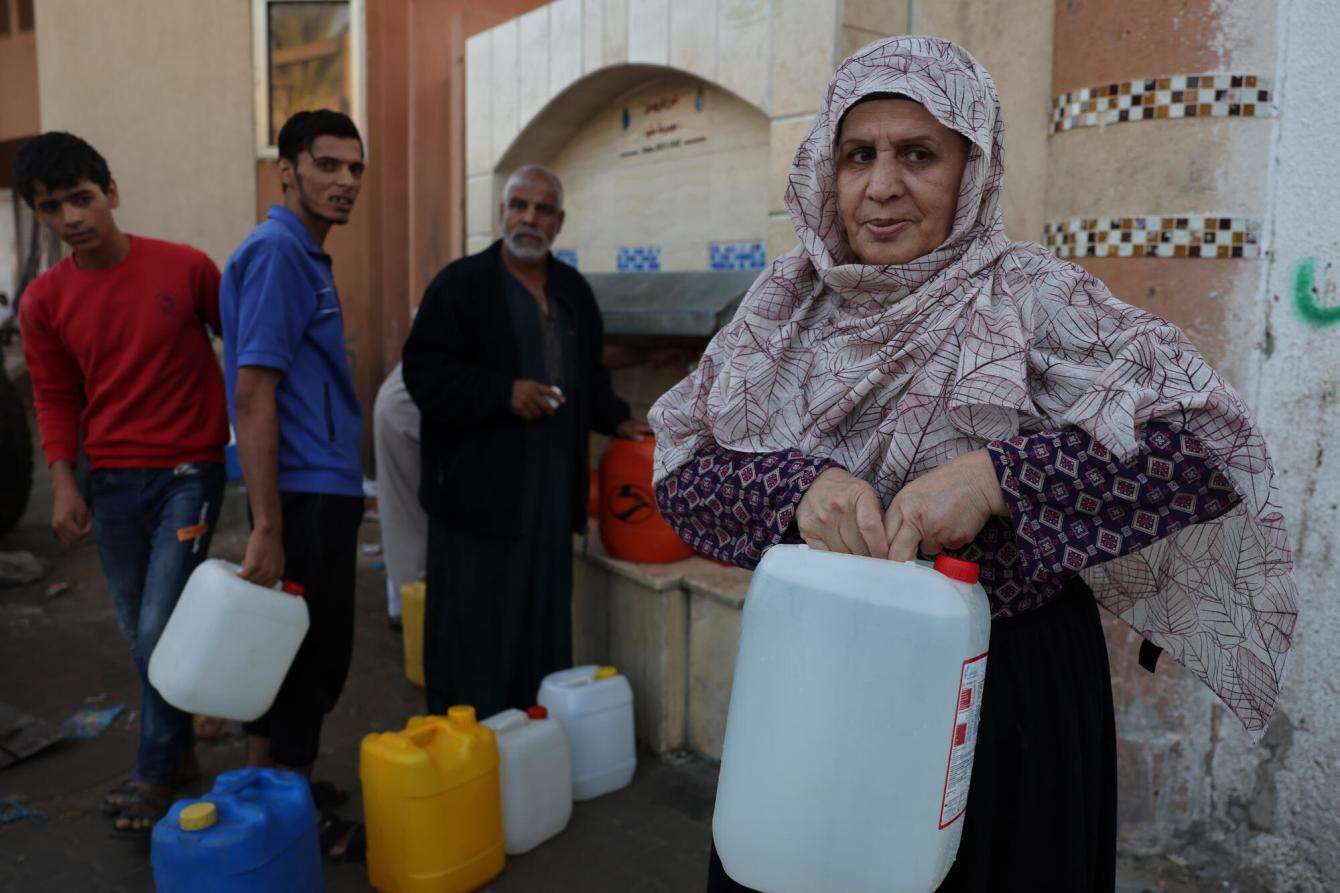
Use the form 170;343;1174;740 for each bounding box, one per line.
707;577;1117;891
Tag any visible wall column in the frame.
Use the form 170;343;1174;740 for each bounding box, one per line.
1046;0;1280;855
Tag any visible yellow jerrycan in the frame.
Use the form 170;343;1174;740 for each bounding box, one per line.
400;582;426;687
361;706;505;892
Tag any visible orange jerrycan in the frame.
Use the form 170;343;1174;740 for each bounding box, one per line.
361;707;505;893
598;436;693;564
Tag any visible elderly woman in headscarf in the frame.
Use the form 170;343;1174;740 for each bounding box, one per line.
650;36;1297;891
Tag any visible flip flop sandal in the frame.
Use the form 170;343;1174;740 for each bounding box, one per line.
110;786;173;838
103;764;201;817
101;779;142;817
318;812;366;863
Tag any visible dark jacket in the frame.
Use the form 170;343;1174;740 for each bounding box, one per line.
402;240;630;537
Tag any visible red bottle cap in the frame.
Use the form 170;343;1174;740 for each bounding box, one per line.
526;705;548;720
933;555;980;584
281;581;305;596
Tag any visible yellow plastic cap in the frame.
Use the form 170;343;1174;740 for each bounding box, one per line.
179;801;217;831
447;705;477;728
596;666;618;680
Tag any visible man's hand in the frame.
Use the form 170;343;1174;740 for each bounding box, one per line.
511;379;564;421
883;449;1008;562
234;366;285;588
50;465;92;545
615;419;653;440
796;467;888;557
238;527;285;588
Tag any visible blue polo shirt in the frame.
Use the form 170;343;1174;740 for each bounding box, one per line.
220;205;363;497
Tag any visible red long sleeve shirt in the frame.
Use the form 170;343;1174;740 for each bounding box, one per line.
19;235;229;469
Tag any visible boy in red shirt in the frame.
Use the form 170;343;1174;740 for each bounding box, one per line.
15;132;230;835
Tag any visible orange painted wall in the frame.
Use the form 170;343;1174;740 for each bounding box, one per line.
1074;257;1247;367
0;28;40;144
1052;0;1224;95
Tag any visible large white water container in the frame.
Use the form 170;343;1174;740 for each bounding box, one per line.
148;559;309;722
713;546;991;893
481;706;574;854
537;665;636;801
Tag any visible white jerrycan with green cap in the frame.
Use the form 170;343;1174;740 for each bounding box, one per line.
712;545;991;893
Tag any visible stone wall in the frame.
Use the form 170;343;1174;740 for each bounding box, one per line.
548;76;770;274
466;0;851;263
1215;0;1340;886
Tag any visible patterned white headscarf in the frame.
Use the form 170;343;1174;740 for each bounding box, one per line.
650;36;1297;735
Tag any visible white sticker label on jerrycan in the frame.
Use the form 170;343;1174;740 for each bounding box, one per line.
939;652;987;829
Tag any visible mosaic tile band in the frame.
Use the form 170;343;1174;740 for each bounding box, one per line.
1045;216;1261;259
617;245;661;272
1051;74;1274;134
710;241;767;271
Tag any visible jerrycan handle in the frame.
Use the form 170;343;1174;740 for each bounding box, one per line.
222;559;305;596
487;708;530;734
404;720;444;747
213;768;265;799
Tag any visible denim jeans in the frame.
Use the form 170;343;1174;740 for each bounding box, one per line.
90;463;225;783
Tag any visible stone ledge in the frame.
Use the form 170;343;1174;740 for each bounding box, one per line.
575;527;753;604
681;560;750;609
573;527;753;760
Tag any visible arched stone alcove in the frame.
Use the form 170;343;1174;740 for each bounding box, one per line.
463;0;891;263
492;67;770;273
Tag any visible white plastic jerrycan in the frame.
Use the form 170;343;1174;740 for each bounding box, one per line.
537;665;636;801
712;546;991;893
481;706;574;854
149;559;309;722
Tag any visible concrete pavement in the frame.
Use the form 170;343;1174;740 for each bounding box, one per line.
0;427;1249;892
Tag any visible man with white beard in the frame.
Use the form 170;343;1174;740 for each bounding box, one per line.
401;165;650;716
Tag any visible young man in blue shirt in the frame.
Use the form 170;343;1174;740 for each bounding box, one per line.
219;111;365;813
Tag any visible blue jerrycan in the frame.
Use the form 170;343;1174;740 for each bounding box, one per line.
152;768;322;892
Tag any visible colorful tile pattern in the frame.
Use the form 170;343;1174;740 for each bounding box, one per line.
1051;74;1274;134
709;241;767;271
1044;216;1261;259
617;245;661;272
553;249;578;269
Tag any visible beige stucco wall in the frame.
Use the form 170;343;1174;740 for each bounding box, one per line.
33;1;256;268
466;0;855;260
911;0;1054;243
466;0;1056;260
549;76;769;272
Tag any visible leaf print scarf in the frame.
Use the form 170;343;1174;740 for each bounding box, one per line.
649;36;1297;736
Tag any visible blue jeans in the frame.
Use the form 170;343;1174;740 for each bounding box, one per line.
91;463;225;783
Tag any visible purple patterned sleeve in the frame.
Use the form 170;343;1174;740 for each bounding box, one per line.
986;422;1242;585
655;443;840;569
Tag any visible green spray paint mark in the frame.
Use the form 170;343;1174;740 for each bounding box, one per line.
1293;258;1340;327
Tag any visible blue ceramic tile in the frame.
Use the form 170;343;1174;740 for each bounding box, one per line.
618;245;661;272
709;241;766;271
